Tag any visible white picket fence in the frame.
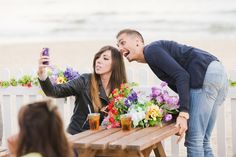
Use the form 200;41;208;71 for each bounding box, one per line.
0;68;236;157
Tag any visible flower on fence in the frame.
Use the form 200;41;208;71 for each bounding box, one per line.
0;66;79;88
101;82;179;129
0;75;39;88
229;80;236;87
47;66;80;85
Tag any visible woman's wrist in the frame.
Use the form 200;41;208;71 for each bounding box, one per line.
37;71;47;81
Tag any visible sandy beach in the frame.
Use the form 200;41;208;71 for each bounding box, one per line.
0;38;236;79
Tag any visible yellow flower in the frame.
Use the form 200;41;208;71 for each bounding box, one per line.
146;105;162;120
56;76;66;84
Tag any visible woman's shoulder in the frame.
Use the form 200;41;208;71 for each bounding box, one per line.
80;73;92;79
71;73;92;88
76;73;92;83
21;152;42;157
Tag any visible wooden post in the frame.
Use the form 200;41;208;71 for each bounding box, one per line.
231;97;236;157
153;142;166;157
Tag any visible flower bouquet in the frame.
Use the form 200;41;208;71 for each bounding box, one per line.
101;82;179;129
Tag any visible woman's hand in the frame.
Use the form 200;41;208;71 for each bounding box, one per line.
37;50;50;80
175;115;188;144
7;134;18;155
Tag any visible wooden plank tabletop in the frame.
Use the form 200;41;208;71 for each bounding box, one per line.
126;123;179;151
108;126;163;150
73;127;121;149
91;127;141;150
68;127;106;143
71;121;179;152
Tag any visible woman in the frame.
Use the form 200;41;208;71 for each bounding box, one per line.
38;46;127;134
7;100;73;157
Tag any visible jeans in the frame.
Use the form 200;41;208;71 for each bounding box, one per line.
185;61;228;157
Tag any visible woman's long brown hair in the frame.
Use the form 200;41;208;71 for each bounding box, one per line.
90;46;127;112
16;100;73;157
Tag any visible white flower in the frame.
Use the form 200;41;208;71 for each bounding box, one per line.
128;107;146;128
136;93;150;104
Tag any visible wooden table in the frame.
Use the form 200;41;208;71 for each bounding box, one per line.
69;122;179;157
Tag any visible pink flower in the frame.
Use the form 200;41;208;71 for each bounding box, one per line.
160;81;168;88
156;96;164;103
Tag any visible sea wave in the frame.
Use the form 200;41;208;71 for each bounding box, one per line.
0;0;236;42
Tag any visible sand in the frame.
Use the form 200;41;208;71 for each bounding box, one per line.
0;38;236;76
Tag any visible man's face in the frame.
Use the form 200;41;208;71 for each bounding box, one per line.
117;33;140;62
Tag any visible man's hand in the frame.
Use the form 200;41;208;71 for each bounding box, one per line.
175;116;188;144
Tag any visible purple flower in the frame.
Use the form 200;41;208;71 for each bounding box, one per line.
162;93;170;102
156;96;163;103
163;114;172;122
165;97;180;110
151;87;161;98
64;67;80;81
49;75;58;85
127;91;138;102
167;97;175;105
160;81;168;88
124;99;131;108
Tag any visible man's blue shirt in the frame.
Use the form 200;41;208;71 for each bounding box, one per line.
144;40;218;112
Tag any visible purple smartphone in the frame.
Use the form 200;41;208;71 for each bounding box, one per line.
42;48;49;65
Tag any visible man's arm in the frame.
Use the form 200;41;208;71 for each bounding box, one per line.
145;44;190;113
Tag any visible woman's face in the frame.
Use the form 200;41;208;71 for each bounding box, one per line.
95;50;112;76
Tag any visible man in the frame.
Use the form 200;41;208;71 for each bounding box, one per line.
116;29;228;157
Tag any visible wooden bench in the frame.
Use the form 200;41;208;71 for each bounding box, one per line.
69;122;179;157
0;147;9;157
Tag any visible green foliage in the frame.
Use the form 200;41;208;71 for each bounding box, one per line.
0;75;39;88
230;80;236;87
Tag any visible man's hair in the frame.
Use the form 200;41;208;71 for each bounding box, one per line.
116;29;144;43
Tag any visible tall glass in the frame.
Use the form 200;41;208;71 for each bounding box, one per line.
88;113;100;131
120;114;132;131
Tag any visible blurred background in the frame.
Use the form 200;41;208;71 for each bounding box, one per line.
0;0;236;42
0;0;236;71
0;0;236;156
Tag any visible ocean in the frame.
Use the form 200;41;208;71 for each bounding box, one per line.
0;0;236;43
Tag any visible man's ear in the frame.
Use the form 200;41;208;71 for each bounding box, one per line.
136;37;143;45
136;37;142;45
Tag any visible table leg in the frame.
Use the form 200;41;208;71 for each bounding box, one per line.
153;142;166;157
141;146;153;157
78;148;96;157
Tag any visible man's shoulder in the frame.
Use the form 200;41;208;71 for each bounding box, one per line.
146;40;171;48
144;40;164;53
